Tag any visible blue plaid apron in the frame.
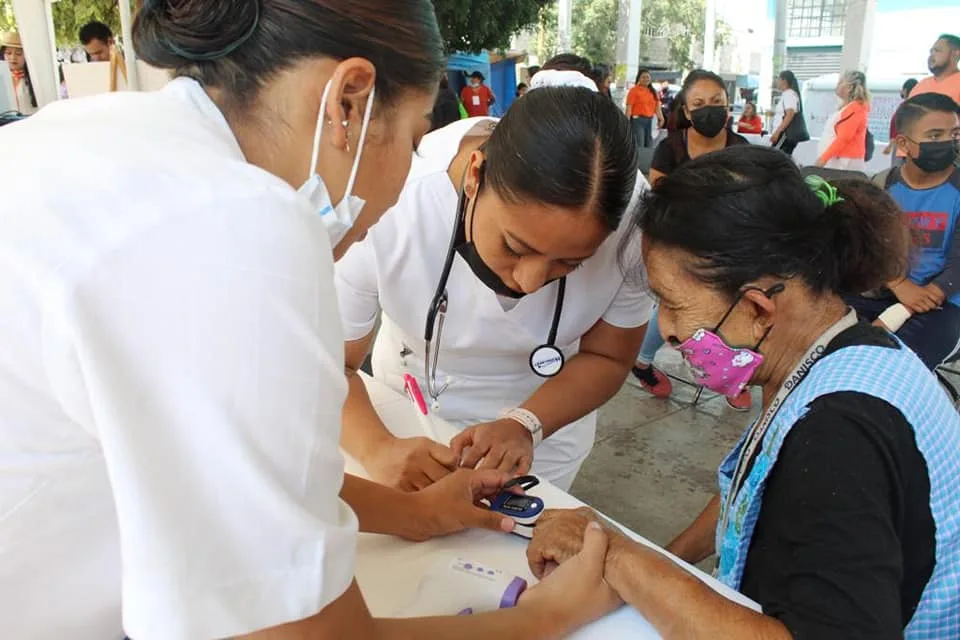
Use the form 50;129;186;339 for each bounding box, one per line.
715;342;960;638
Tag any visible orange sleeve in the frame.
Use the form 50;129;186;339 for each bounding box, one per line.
819;103;866;163
625;87;637;116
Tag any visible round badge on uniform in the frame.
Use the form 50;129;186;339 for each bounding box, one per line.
529;345;565;378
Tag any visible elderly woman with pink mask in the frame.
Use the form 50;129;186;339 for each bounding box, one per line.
527;146;960;640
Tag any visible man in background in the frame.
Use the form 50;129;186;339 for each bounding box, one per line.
461;71;495;117
884;78;918;165
79;22;115;63
911;34;960;104
857;93;960;369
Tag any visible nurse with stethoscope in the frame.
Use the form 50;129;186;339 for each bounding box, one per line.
337;74;655;492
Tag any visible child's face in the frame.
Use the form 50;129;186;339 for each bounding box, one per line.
898;110;960;170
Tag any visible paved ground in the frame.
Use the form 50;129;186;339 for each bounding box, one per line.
571;348;760;553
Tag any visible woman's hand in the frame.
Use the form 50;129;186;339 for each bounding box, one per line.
770;130;781;145
364;436;457;492
924;282;946;306
404;469;517;541
517;520;623;635
450;419;534;475
526;507;619;578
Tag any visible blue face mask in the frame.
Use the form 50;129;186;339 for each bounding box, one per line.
297;80;376;249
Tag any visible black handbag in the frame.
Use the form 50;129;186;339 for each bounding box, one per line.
783;92;810;144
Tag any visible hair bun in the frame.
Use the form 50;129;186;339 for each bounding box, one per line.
135;0;261;68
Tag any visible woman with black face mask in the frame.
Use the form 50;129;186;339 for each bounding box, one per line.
628;69;755;412
336;81;654;494
646;69;748;186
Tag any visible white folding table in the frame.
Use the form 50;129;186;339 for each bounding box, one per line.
348;375;759;638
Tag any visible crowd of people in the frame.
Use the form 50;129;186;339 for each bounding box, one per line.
1;2;959;639
1;20;122;106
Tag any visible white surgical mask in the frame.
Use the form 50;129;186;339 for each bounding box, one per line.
298;79;376;248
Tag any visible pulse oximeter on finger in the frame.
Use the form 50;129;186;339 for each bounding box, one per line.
488;475;544;539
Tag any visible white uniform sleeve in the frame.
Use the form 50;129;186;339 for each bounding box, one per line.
335;236;382;341
602;171;655;329
783;90;800;113
46;192;357;640
602;272;655;328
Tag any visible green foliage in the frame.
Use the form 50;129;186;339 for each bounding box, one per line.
0;0;121;47
536;0;617;66
571;0;618;65
536;3;558;62
0;0;16;34
51;0;121;48
534;0;723;72
433;0;550;54
640;0;707;71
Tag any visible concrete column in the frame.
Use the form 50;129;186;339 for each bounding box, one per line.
773;0;787;74
118;0;140;90
9;0;58;107
839;0;876;73
558;0;572;52
704;0;717;70
616;0;643;86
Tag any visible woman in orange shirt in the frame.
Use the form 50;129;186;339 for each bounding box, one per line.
816;70;870;171
626;69;664;148
736;101;763;134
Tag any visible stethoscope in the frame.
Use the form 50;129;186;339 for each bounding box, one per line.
420;168;567;408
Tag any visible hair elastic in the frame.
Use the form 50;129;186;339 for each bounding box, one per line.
804;175;845;207
163;0;262;62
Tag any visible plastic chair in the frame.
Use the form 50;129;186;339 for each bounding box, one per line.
799;166;870;182
936;350;960;407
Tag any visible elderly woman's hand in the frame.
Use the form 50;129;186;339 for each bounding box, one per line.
527;507;621;579
518;516;624;635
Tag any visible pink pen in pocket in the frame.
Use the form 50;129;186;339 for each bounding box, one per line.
403;374;439;442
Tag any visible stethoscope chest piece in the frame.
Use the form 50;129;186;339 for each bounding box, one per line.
529;344;565;378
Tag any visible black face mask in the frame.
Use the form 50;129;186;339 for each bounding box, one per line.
455;178;526;299
910;139;958;173
689;105;729;138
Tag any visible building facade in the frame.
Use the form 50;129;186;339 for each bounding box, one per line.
783;0;960;81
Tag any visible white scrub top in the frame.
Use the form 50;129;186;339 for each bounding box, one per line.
0;78;357;640
336;118;654;490
773;88;800;134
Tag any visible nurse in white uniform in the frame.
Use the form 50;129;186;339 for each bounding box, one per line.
337;79;654;493
0;1;618;639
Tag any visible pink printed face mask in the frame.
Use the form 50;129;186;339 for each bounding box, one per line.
675;284;784;397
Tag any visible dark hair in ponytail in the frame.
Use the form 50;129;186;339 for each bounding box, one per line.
630;145;910;299
483;86;638;231
134;0;444;111
779;69;801;95
23;63;37;109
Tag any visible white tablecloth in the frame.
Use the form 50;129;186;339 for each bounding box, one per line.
348;375;759;638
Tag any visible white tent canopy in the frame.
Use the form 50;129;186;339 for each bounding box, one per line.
8;0;140;108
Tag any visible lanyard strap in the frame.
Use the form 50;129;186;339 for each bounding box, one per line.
719;309;859;533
